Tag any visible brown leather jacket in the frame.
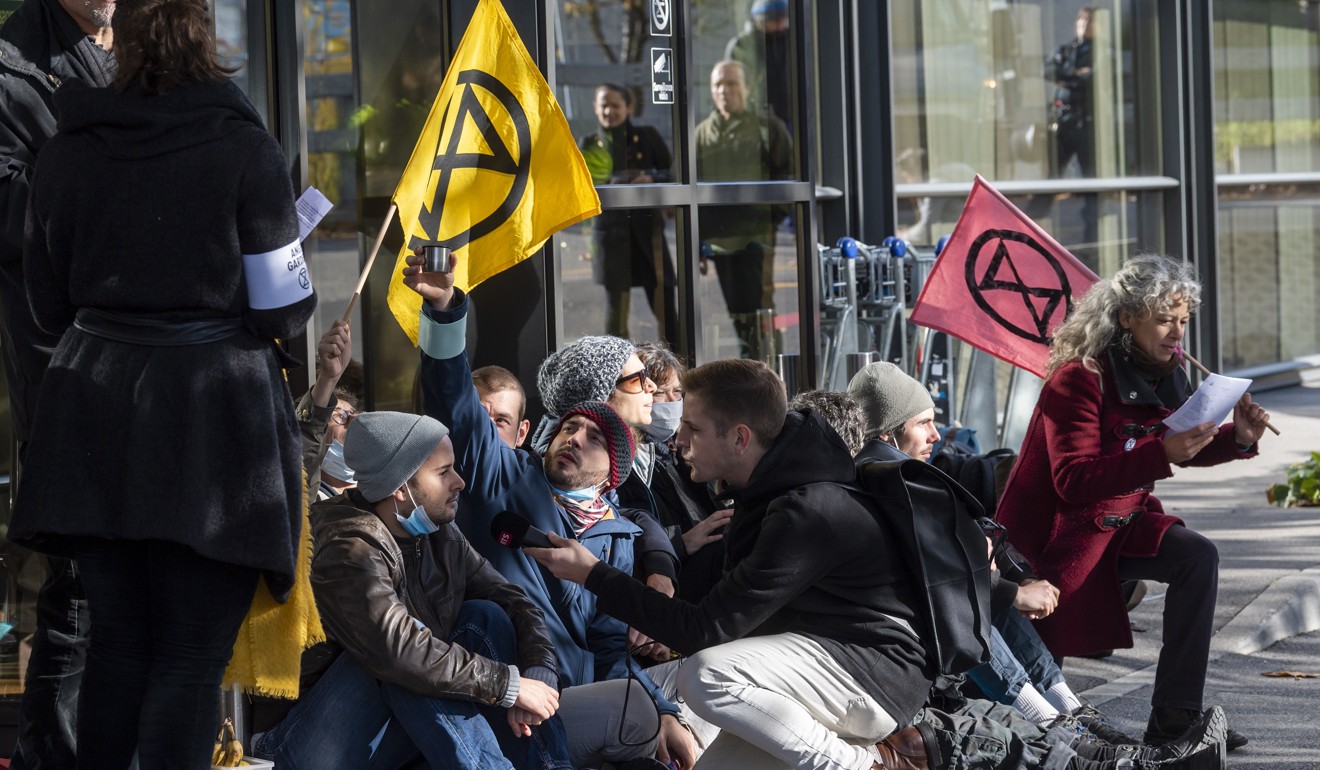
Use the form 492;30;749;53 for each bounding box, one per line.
310;490;559;704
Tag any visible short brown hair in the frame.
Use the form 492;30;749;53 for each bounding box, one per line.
635;341;686;387
682;359;786;449
472;365;527;419
113;0;236;94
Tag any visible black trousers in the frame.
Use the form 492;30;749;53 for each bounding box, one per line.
1116;524;1219;711
73;539;258;770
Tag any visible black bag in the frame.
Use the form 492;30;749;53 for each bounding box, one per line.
931;444;1018;519
847;458;993;675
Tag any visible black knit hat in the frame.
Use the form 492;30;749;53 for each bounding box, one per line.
555;401;636;490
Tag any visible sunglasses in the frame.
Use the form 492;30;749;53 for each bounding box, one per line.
615;369;651;394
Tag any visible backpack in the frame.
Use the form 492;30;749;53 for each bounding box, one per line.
847;458;993;675
930;441;1018;520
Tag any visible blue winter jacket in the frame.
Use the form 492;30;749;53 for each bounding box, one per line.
417;292;677;714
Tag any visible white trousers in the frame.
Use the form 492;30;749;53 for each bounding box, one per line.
676;633;897;770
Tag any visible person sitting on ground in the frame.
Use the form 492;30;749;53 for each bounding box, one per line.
405;253;698;770
293;319;357;498
253;411;570;769
474;364;532;449
786;377;1232;769
623;343;725;607
532;359;937;770
846;361;1134;742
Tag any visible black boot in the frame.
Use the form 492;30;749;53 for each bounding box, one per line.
1067;742;1225;769
1072;704;1141;745
1072;706;1225;766
1145;706;1247;752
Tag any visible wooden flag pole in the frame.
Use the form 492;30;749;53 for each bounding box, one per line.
342;203;399;323
1182;350;1281;436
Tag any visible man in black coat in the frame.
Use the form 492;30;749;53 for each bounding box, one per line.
532;358;938;769
0;1;113;765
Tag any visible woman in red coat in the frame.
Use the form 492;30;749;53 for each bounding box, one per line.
997;255;1269;751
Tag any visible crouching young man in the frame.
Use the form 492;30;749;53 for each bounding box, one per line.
532;359;936;770
253;411;571;770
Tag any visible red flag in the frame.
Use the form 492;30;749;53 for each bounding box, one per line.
909;175;1100;378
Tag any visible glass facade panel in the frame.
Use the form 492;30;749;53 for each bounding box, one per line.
693;0;801;182
1213;1;1320;368
698;206;801;364
890;1;1168;272
890;1;1158;184
559;207;682;343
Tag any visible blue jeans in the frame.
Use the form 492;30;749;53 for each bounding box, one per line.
966;608;1065;705
255;601;571;770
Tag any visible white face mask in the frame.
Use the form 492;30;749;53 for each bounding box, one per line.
393;484;439;537
640;400;683;443
321;440;356;483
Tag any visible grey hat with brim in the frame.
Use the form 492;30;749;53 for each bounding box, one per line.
847;361;935;438
344;411;450;502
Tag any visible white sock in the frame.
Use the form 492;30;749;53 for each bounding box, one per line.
1045;681;1085;714
1013;683;1060;725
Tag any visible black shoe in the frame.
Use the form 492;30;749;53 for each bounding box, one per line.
1146;705;1243;752
1151;706;1227;761
1121;579;1147;611
1071;704;1141;745
1071;706;1225;766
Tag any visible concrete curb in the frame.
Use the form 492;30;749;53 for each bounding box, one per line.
1081;566;1320;706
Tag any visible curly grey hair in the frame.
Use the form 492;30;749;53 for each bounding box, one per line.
789;390;866;456
1047;254;1202;375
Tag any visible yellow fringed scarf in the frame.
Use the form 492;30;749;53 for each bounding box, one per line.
222;467;325;699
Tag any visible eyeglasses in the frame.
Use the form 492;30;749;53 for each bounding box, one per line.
331;408;357;426
614;369;652;394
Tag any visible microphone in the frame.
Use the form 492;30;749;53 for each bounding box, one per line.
490;511;554;549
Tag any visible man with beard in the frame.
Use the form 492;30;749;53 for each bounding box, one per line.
0;0;114;765
404;255;699;769
252;412;571;769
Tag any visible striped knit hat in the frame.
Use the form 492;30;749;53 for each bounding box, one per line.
555;401;636;490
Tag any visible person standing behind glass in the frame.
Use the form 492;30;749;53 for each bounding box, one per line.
724;0;793;133
1047;6;1098;258
578;83;678;341
696;60;793;362
14;0;317;767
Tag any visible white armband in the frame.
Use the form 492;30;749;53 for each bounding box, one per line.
243;240;314;310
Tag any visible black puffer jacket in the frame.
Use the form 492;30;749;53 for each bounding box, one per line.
588;409;935;726
311;491;559;704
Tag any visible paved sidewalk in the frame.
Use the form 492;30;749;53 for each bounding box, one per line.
1058;382;1320;766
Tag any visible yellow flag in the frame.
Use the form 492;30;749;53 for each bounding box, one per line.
386;0;601;343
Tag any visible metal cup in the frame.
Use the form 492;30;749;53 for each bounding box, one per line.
422;244;451;273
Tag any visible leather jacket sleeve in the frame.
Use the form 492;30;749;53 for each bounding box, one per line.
460;542;560;677
312;530;514;705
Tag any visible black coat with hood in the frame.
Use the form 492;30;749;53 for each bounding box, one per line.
587;409;935;726
12;77;316;599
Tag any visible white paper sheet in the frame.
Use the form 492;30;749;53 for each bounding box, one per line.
296;187;335;241
1162;373;1252;433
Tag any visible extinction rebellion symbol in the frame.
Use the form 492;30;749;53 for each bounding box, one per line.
964;229;1073;344
410;70;532;252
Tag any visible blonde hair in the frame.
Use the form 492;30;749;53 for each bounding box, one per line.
1047;254;1202;375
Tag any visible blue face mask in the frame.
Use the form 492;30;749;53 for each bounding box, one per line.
640;400;684;443
394;485;439;537
321;440;356;484
548;481;605;502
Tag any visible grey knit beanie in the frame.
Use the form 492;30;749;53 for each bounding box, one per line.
537;335;635;417
847;362;935;438
344;411;450;502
